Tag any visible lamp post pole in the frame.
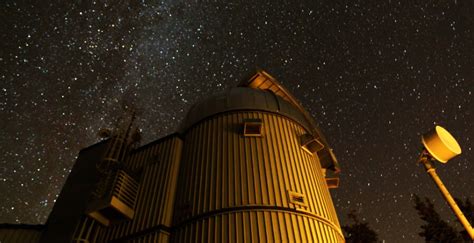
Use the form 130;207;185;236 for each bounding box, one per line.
418;150;474;240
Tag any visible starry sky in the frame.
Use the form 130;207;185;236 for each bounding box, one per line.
1;1;473;242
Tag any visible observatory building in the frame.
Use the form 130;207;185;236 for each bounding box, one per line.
1;71;344;242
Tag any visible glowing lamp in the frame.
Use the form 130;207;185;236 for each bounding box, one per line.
421;125;461;163
417;125;473;240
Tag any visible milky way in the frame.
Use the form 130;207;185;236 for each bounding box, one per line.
1;1;473;242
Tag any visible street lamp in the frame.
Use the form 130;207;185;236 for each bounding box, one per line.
418;125;473;240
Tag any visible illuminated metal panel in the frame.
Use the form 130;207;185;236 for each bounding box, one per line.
240;70;294;105
98;135;183;242
239;71;341;173
72;216;100;242
172;111;343;242
86;170;139;226
172;211;343;243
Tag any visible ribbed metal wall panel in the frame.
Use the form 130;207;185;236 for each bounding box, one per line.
172;211;344;243
0;228;42;243
172;111;343;242
72;216;100;242
124;230;169;243
98;135;182;242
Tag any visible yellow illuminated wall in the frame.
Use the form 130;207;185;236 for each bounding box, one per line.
172;111;343;242
84;111;344;242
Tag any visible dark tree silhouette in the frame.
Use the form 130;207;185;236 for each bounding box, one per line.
455;198;474;242
413;194;469;242
342;210;379;243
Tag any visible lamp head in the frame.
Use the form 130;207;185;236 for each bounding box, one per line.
421;125;462;163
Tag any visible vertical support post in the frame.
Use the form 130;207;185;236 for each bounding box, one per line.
419;153;474;240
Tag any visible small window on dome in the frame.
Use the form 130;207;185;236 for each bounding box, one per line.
300;133;324;154
243;119;262;137
325;177;340;189
287;190;308;208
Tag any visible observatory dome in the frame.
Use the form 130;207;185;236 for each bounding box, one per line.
179;87;313;132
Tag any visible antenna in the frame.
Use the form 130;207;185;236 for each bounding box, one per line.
87;106;142;225
94;106;141;178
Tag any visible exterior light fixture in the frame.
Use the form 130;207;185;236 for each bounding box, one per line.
418;125;473;240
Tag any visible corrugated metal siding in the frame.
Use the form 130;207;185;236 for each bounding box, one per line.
172;211;344;243
123;231;169;243
72;216;100;242
172;111;343;242
98;136;182;242
0;228;42;243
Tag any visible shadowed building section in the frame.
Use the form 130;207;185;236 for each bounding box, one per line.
0;224;43;243
3;71;344;242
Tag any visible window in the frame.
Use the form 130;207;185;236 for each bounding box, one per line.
300;133;324;154
87;170;139;226
243;119;263;137
323;168;340;189
287;190;308;208
325;177;340;189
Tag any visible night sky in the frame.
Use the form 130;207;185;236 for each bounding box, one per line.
1;1;473;242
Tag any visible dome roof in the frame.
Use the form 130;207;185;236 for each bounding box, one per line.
179;87;313;132
177;70;340;172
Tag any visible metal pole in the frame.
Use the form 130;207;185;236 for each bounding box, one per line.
420;156;474;240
